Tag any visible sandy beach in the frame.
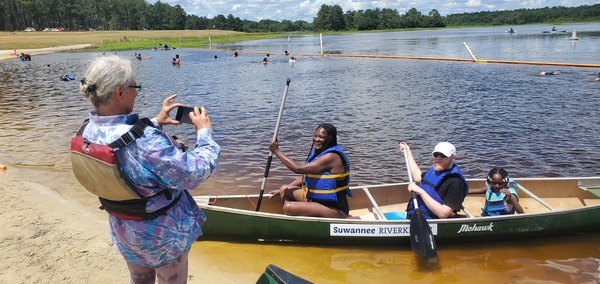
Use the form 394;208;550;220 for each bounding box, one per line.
0;167;130;283
0;44;93;61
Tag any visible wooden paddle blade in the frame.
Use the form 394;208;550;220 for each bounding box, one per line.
410;209;437;259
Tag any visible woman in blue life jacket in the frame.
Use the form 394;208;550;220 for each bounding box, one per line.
75;55;220;283
268;123;351;218
399;141;468;219
469;168;524;216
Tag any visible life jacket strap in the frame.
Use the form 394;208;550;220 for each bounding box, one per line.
102;190;184;220
302;184;350;194
108;118;153;148
304;172;350;179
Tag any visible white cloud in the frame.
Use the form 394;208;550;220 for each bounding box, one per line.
149;0;599;22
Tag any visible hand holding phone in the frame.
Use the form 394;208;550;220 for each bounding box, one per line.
175;106;200;124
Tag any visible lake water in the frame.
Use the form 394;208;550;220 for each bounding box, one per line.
0;24;599;282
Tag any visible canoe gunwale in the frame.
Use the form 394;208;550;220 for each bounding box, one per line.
194;177;600;245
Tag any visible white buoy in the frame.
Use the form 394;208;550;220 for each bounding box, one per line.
570;30;579;40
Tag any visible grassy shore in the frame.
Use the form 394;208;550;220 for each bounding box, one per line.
0;30;289;51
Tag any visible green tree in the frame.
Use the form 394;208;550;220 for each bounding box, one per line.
427;9;445;27
314;4;345;31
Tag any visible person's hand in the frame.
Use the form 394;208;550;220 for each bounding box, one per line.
191;106;212;131
407;182;423;196
269;139;280;153
501;189;513;201
156;94;183;126
399;141;410;153
268;189;281;198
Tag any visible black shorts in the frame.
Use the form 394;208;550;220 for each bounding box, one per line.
313;192;349;215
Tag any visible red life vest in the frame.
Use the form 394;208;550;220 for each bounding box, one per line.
70;118;182;220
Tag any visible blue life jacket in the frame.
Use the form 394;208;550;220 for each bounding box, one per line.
302;145;351;203
408;164;468;219
482;181;520;216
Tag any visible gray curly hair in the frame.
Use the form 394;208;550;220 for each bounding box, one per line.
80;55;136;108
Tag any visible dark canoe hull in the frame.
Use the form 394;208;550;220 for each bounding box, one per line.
256;264;313;284
194;177;600;246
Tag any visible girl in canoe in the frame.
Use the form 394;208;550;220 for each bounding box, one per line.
470;168;524;216
268;123;351;218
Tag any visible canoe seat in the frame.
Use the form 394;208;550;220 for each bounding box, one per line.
578;178;600;198
349;208;380;220
583;199;600;206
349;203;408;220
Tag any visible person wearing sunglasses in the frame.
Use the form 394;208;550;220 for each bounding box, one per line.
469;168;524;216
398;141;468;219
74;55;220;283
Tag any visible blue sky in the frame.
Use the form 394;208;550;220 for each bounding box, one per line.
150;0;599;22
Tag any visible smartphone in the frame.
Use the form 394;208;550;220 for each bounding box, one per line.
175;106;199;124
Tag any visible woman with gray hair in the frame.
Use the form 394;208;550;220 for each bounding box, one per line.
72;55;220;283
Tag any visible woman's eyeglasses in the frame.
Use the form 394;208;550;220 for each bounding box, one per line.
128;84;142;91
432;152;448;158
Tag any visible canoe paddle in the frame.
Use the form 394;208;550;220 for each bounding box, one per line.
403;149;438;259
256;79;291;211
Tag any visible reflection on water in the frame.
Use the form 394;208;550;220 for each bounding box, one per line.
188;232;599;283
1;24;600;283
1;47;599;193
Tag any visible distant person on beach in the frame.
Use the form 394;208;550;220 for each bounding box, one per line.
595;69;600;81
234;51;238;57
552;26;557;31
74;55;220;283
20;53;31;61
469;168;524;216
268;123;351;218
172;54;180;65
399;141;468;219
262;57;268;64
289;56;296;63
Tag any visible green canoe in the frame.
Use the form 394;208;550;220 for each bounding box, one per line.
194;177;600;246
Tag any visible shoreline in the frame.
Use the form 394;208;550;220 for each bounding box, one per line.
0;44;94;61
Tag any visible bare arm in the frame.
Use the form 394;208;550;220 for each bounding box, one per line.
469;186;487;194
399;141;422;183
269;140;341;175
502;188;524;214
408;183;455;218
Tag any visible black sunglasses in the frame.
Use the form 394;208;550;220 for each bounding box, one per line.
433;152;448;158
128;84;142;91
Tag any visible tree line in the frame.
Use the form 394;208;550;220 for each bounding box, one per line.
1;0;598;32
